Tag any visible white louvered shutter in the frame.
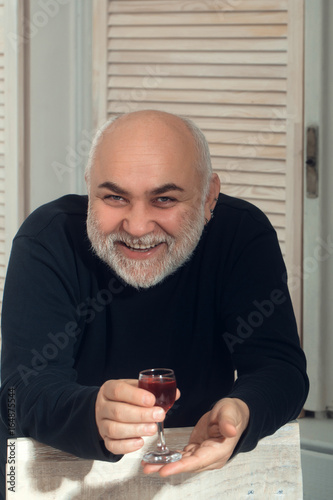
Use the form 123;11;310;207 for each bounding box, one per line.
94;0;304;327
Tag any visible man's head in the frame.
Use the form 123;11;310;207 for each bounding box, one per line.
85;110;220;288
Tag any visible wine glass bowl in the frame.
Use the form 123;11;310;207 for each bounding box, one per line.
138;368;182;464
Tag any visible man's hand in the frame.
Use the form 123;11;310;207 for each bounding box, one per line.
142;397;250;476
95;379;166;455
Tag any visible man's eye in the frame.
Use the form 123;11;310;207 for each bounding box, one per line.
156;197;175;203
104;195;124;202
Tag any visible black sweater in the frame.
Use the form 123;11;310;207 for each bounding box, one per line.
0;194;308;491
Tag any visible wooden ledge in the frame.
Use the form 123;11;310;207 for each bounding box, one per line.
6;422;302;499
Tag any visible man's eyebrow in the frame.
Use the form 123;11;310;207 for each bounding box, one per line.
150;183;184;196
97;181;130;196
97;181;184;196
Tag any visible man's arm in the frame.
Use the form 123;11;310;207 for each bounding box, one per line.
0;231;177;462
0;235;110;461
143;226;308;476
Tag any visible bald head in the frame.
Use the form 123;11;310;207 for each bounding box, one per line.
85;110;212;197
102;110;194;139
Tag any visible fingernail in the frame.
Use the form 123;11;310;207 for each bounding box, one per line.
153;408;164;420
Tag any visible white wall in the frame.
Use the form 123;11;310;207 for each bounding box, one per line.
303;0;333;412
320;0;333;412
28;0;92;212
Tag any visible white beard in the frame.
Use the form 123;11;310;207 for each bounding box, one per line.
86;203;205;289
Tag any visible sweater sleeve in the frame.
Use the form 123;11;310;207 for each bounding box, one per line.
0;234;121;463
220;223;309;454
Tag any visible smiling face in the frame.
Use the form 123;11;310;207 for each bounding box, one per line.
86;111;217;288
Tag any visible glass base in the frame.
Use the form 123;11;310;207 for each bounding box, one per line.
142;449;182;464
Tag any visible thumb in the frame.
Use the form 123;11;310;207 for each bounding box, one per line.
214;401;240;438
219;417;238;438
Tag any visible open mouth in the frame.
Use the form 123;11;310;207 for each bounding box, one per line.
119;241;163;253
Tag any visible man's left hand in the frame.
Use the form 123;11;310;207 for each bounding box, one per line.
142;397;249;476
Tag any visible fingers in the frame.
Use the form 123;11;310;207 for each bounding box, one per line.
143;437;236;476
99;399;165;424
106;436;145;455
142;398;250;477
95;378;182;456
95;379;168;455
102;379;155;407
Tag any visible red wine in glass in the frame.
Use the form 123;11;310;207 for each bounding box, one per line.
138;368;182;463
139;377;176;412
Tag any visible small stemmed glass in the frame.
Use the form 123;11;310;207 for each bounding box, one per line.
138;368;182;464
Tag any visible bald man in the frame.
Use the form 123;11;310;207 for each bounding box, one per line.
0;110;308;492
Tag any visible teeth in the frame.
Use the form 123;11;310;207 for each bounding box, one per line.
126;243;158;250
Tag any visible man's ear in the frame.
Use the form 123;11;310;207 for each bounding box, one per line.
204;173;221;222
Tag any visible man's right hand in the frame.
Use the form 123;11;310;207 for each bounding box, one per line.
95;379;166;455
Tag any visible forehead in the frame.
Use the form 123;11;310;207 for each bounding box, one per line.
92;115;201;190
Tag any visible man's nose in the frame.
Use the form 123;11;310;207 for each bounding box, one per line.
122;203;156;238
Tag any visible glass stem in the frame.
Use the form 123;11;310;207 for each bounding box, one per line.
157;421;168;453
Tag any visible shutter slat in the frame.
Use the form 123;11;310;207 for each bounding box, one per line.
108;88;286;106
211;143;286;160
109;38;288;52
109;1;288;14
212;158;286;174
182;117;287;133
216;170;285;188
108;50;287;66
108;63;287;79
108;12;288;26
206;130;286;146
108;25;287;38
108;113;287;133
220;184;285;201
107;101;286;120
108;76;287;92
